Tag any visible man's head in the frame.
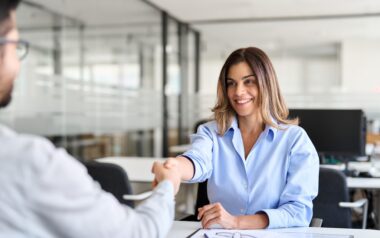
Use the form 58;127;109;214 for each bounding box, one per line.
0;0;22;108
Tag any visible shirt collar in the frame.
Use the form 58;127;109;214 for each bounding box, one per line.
222;116;278;141
264;120;277;141
0;123;16;137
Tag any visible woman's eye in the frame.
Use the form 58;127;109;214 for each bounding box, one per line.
245;79;256;85
226;81;235;87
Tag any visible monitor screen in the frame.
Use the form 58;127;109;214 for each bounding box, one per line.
288;109;366;156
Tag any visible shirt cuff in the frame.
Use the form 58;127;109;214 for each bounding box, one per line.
181;152;203;182
260;209;286;229
155;180;174;200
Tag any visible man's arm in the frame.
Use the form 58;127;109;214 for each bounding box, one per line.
25;139;180;238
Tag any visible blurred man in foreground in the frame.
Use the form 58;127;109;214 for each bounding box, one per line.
0;1;180;237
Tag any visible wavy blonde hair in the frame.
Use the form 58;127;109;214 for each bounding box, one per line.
212;47;298;135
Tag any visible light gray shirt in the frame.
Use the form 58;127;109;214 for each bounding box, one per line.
0;124;175;238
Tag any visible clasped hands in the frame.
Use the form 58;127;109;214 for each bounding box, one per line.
152;157;238;229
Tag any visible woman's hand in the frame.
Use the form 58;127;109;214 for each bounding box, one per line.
198;202;239;229
162;156;195;181
163;157;180;169
151;161;181;194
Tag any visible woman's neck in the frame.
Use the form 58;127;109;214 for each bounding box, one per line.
238;114;265;134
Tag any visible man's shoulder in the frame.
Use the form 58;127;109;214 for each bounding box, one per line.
0;125;56;164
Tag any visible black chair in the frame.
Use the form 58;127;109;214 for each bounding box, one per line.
84;161;134;208
313;167;368;228
193;119;211;133
181;180;209;221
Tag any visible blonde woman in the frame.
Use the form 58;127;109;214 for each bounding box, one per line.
163;47;319;229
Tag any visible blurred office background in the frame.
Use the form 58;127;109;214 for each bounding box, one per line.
1;0;380;160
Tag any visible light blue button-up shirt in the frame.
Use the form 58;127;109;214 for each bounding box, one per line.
183;117;319;229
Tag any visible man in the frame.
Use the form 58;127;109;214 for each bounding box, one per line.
0;1;180;237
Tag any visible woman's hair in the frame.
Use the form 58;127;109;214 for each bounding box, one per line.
212;47;298;135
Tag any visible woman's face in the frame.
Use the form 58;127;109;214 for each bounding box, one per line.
226;61;260;118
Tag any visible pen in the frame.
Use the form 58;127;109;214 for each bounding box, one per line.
203;233;210;238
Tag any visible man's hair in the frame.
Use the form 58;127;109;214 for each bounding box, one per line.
0;0;22;36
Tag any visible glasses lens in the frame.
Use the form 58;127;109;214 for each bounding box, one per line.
16;41;29;61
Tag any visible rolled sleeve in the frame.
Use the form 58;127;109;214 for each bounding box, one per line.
181;124;214;183
261;208;289;229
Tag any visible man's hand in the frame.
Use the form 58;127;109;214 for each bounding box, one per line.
198;203;239;229
151;161;181;194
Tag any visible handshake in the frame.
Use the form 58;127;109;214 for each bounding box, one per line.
151;158;182;195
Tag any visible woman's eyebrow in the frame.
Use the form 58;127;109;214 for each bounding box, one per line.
226;75;255;81
242;74;255;80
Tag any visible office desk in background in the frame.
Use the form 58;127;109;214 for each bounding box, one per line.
168;221;380;238
169;144;191;155
97;157;161;182
322;161;380;228
97;157;196;214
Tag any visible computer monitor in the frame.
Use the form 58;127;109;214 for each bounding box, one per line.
288;109;366;158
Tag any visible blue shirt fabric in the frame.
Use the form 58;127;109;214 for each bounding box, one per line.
182;117;319;229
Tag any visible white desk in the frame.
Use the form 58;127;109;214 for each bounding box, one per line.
347;176;380;229
169;144;191;154
321;161;380;177
97;157;163;182
168;221;380;238
97;156;195;214
347;177;380;190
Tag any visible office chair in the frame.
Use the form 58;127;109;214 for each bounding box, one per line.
181;180;209;221
84;161;134;208
313;167;368;228
193;119;211;133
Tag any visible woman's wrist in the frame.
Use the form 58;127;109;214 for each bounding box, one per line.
234;216;241;229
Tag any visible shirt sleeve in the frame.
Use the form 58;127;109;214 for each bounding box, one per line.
260;128;319;229
181;124;214;183
24;138;175;238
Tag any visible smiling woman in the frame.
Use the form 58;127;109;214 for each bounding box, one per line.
161;46;319;230
213;47;298;135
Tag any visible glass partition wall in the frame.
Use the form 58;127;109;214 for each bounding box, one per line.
0;0;200;160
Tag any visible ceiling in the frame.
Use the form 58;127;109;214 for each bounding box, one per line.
21;0;380;59
149;0;380;58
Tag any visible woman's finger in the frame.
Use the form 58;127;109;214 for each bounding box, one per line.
201;209;220;228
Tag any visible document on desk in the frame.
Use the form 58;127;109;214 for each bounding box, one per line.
188;229;353;238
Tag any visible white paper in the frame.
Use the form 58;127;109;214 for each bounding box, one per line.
189;229;353;238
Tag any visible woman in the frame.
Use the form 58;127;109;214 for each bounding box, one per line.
164;47;319;229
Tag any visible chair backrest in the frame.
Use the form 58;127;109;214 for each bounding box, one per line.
180;180;209;221
313;167;351;228
194;180;209;217
193;119;211;133
84;161;134;208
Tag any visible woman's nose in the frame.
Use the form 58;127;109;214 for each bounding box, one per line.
235;83;246;96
